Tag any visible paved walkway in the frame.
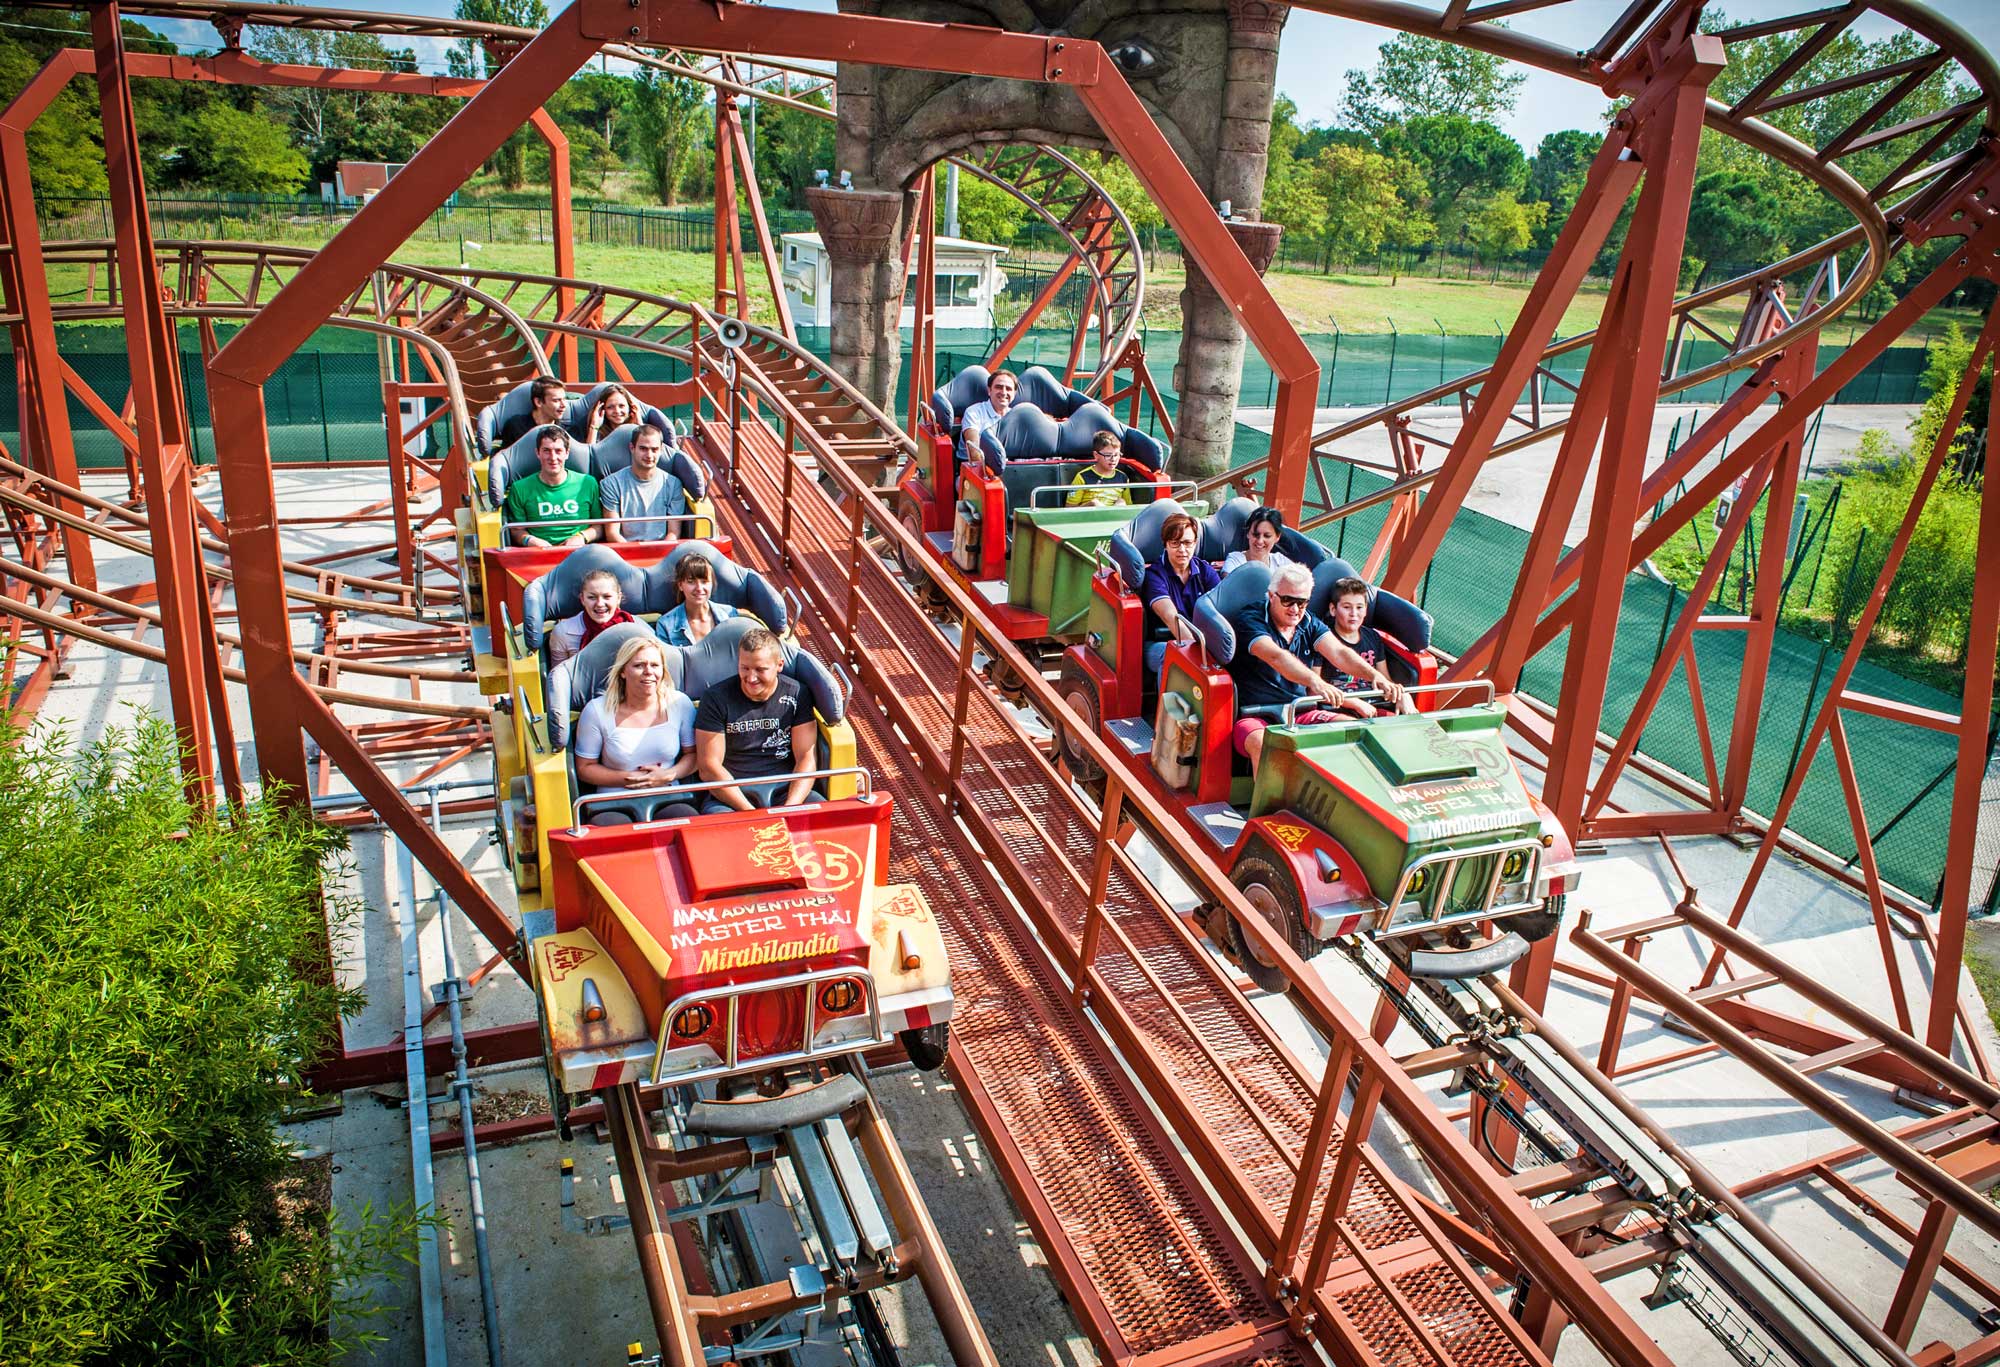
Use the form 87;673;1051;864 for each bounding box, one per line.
1236;402;1919;543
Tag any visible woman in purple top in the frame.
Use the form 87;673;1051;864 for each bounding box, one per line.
1139;512;1221;679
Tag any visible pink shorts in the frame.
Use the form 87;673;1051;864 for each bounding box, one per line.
1233;709;1342;756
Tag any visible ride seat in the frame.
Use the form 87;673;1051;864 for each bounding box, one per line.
641;540;788;633
929;365;994;436
547;616;844;752
488;425;592;509
976;402;1168;523
1013;365;1093;419
1106;498;1194;596
520;546;649;653
476;379;576;458
1191;563;1294;724
1203;496;1331;572
566;383;673;446
587;422;711;504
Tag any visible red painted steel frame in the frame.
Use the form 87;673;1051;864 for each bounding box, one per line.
199;0;1312;813
92;4;219;802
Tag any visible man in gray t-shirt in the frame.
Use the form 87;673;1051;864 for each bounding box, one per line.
600;423;687;542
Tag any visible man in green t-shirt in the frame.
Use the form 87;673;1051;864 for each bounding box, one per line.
504;426;601;547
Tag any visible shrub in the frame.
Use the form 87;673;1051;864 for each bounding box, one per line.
0;717;406;1366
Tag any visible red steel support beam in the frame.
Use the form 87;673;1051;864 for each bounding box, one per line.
1923;333;2000;1056
0;49;95;592
1539;18;1722;844
1381;123;1641;598
605;0;1319;515
1720;337;1817;815
527;108;578;382
1703;296;2000;991
93;4;216;801
905;173;938;440
205;12;602;806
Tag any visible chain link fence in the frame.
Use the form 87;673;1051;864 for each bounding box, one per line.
16;322;1958;897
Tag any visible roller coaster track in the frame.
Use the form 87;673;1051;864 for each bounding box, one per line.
25;223;1686;1359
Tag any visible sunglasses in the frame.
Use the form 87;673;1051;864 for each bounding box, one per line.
1275;593;1309;608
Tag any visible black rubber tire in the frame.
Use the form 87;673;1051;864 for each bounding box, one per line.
1510;891;1565;944
1227;842;1323;995
1054;657;1106;784
895;495;933;590
899;1022;950;1072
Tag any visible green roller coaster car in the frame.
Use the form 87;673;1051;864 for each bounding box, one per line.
1213;697;1580;992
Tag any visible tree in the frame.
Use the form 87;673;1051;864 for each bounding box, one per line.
1379;114;1526;237
627;67;707;206
175;104;310;194
1464;190;1546;263
1681;170;1786;288
1524;129;1600;249
0;42;106;200
751;91;835;209
941;169;1029;245
1341;33;1525;137
1313;144;1403;259
452;0;550;188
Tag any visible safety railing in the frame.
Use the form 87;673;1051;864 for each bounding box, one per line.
686;315;1672;1367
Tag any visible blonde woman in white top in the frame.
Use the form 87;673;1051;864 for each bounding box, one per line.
572;635;699;826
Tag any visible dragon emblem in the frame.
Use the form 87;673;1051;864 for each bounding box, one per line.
746;821;802;878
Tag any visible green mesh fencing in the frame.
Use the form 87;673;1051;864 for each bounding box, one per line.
15;322;1954;897
1286;457;1956;900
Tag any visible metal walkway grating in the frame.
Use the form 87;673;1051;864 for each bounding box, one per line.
704;391;1544;1366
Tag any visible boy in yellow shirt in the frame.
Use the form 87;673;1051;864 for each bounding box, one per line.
1067;432;1131;508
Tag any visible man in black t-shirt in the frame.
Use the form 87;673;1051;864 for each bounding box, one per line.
693;628;822;813
494;377;571;451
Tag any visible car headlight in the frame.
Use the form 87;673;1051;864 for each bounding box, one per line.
1501;850;1527;882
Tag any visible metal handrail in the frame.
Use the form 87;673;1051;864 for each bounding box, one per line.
648;963;890;1088
1025;478;1195;509
1379;835;1544;939
569;766;873;831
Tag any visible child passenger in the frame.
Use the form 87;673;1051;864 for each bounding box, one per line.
1324;575;1414;713
1067;431;1131;507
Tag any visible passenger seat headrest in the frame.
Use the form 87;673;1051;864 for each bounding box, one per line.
642;541;787;633
520;546;648;650
489;425;591;505
566;383;672;445
1307;557;1433;650
1193;562;1273;666
931;365;993;431
585;422;706;502
673;614;845;722
545;620;658;748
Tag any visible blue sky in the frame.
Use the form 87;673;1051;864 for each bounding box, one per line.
122;0;2000;155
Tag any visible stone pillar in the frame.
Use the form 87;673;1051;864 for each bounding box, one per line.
805;186;905;411
1171;0;1289;479
1174;219;1284;479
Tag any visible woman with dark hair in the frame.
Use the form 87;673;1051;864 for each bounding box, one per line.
1139;511;1220;678
654;553;739;646
582;384;640;443
1222;505;1298;576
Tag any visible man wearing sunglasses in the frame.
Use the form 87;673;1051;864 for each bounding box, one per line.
1229;564;1408;769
